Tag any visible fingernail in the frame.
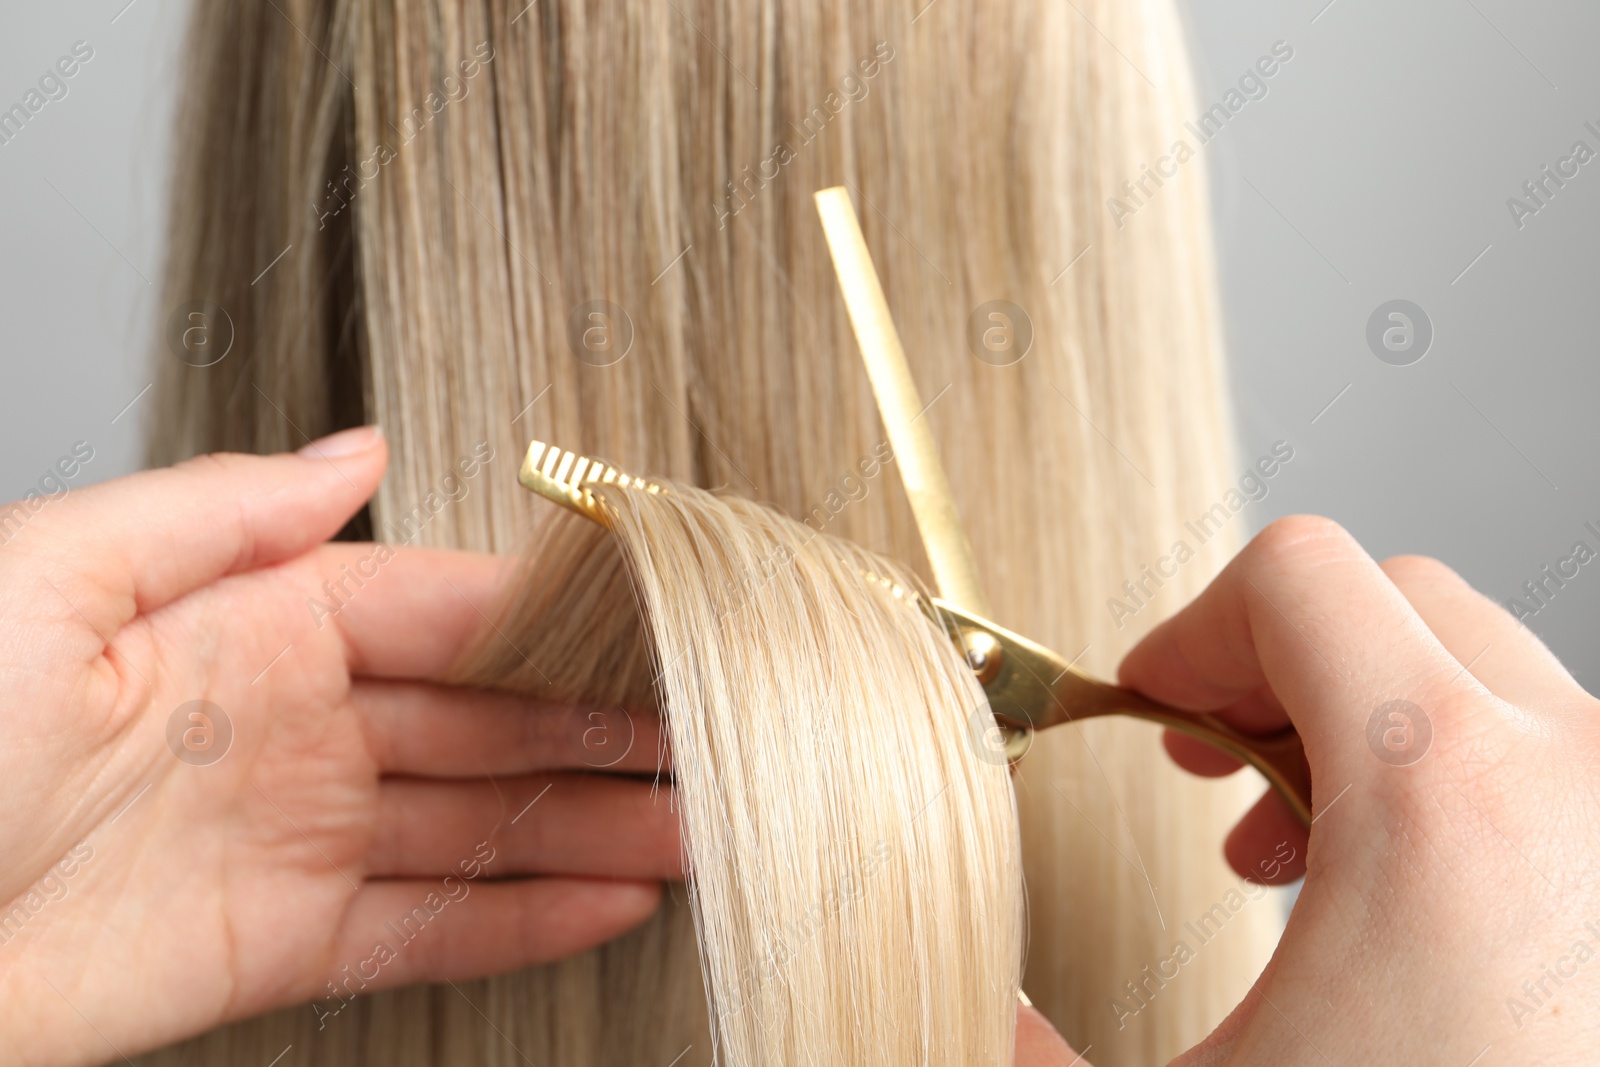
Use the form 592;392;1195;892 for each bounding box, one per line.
298;425;383;459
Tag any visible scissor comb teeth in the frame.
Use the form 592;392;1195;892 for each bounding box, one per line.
518;440;667;526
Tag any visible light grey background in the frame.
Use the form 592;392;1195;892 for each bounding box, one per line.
0;0;186;502
2;0;1594;689
1185;0;1598;693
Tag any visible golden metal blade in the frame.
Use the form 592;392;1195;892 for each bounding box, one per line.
813;186;991;618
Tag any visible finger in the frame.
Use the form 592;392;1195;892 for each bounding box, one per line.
20;428;386;623
310;544;515;680
1117;516;1467;775
1223;790;1308;886
1015;1002;1092;1066
1380;555;1589;710
353;680;669;776
367;773;683;880
324;877;661;994
1161;686;1287;777
1163;731;1246;777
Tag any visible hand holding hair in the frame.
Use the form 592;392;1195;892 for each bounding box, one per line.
0;428;678;1067
1019;515;1600;1064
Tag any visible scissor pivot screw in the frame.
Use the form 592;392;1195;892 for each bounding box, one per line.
961;630;1003;685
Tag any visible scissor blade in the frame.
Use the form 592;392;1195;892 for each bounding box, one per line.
814;187;991;618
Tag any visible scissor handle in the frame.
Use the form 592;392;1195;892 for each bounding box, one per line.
1071;693;1312;829
937;600;1314;828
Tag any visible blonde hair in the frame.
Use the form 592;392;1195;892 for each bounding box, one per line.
448;485;1023;1063
149;0;1275;1063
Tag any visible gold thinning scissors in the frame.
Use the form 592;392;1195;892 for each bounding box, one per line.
509;189;1312;827
811;186;1312;827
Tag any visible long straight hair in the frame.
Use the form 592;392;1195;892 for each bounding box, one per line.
148;0;1275;1062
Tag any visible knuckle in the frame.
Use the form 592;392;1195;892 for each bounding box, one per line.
1394;682;1514;791
1422;681;1495;739
1248;514;1358;569
522;700;564;762
171;452;256;568
172;450;245;478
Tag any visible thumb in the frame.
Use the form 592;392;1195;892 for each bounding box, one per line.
1016;1001;1092;1066
13;426;386;620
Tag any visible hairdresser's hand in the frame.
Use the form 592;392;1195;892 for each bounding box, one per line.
0;427;681;1067
1110;516;1600;1065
